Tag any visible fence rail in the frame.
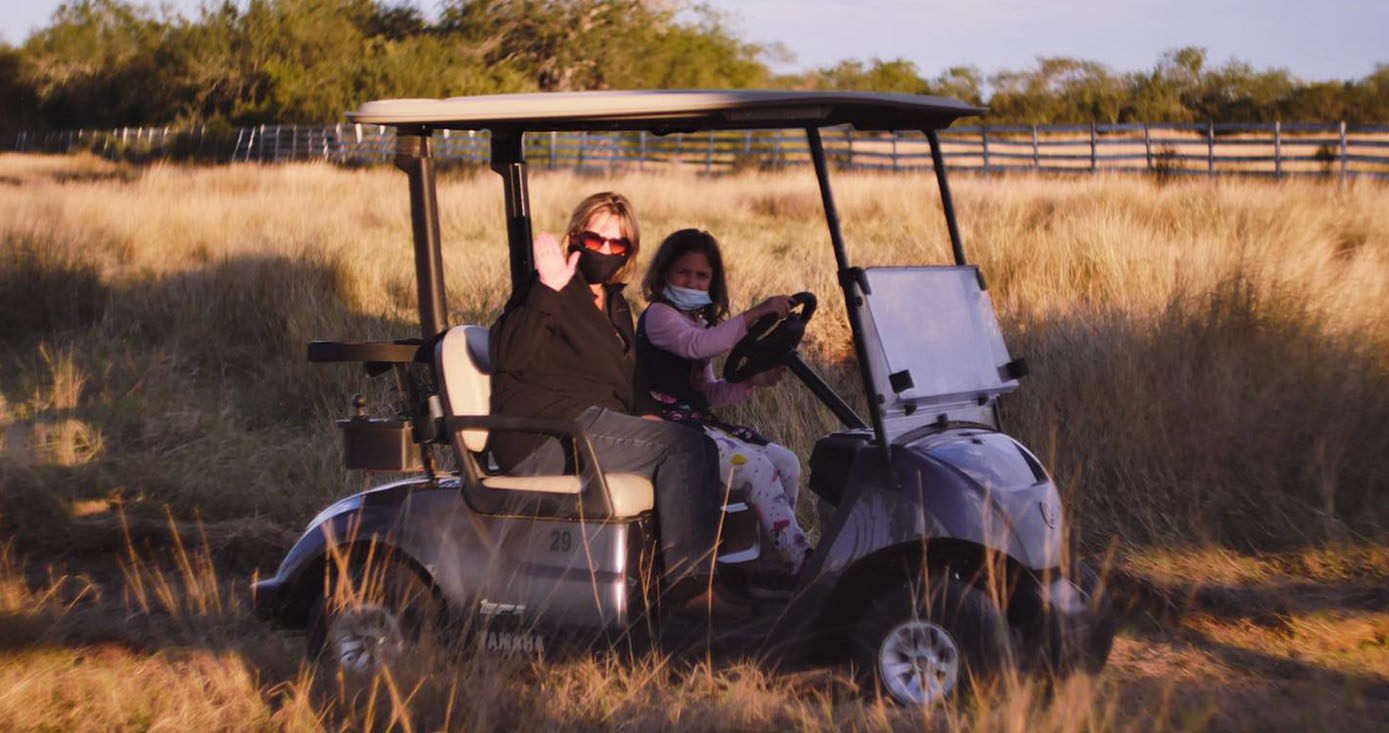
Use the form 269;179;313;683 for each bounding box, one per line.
4;121;1389;180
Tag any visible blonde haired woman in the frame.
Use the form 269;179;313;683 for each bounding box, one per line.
489;192;722;590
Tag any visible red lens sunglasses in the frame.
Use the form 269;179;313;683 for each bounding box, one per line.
574;230;631;255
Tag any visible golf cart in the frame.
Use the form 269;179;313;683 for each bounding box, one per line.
252;90;1114;706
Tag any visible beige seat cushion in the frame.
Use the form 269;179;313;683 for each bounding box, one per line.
437;326;493;453
480;473;654;518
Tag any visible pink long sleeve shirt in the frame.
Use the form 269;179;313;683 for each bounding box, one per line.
642;302;756;409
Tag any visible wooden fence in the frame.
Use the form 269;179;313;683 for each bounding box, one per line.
5;121;1389;180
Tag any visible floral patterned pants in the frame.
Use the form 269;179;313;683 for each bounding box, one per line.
704;427;811;574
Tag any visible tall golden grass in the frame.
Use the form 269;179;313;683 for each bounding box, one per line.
2;152;1384;545
0;153;1386;729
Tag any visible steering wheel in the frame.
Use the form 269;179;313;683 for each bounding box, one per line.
723;292;817;383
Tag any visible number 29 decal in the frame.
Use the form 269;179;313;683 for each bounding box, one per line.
549;530;573;552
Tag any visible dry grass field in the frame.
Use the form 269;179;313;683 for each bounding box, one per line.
0;153;1386;730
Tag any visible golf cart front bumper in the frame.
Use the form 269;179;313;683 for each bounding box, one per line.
1016;572;1105;670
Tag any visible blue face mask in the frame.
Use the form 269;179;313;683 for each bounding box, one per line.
663;284;713;312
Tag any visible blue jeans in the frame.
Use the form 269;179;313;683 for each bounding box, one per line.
510;406;721;582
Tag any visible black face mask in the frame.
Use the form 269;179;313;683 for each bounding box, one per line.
571;245;629;284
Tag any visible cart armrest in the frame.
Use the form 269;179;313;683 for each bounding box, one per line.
443;415;615;517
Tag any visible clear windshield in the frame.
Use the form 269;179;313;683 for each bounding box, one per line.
857;266;1019;421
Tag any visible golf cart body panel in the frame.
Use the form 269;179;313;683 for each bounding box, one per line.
254;477;651;635
804;427;1063;579
349;89;985;132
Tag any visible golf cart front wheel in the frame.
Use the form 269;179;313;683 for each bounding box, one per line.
851;577;1010;706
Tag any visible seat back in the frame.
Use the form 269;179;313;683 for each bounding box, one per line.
435;325;492;453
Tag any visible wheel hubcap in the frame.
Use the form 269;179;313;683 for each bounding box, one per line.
327;603;406;673
878;619;961;705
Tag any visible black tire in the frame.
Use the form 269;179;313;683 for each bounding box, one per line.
306;559;441;674
850;576;1011;706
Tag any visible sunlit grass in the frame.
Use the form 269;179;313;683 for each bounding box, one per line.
0;153;1386;729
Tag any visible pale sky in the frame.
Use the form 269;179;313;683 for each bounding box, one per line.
4;0;1386;82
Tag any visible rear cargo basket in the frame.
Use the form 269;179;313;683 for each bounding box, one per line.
337;418;423;472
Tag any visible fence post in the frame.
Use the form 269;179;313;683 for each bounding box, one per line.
981;126;990;174
1089;123;1097;173
892;130;899;171
1274;121;1282;180
639;131;646;172
1144;123;1152;170
675;132;683;166
1032;125;1039;170
1339;120;1348;181
706;129;714;173
1207;121;1215;177
845;127;854;169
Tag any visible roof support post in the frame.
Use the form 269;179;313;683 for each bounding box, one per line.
490;129;533;294
394;126;449;340
926;129;968;266
806;126;892;467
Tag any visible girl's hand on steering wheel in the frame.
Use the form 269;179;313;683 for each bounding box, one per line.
534;231;579;292
742;295;794;328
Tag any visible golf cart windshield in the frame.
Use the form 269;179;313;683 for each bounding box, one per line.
857;267;1020;433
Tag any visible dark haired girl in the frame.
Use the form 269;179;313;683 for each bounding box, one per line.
635;228;811;575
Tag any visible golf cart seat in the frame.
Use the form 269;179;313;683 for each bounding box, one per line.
435;325;655;518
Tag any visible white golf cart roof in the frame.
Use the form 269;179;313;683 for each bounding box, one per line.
349;89;984;132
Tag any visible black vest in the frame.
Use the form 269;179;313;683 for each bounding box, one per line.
634;305;711;413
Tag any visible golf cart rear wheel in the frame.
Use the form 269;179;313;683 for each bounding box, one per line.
306;560;440;675
851;577;1010;706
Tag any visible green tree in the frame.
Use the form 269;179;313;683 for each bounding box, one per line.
811;57;928;94
0;44;39;131
1123;47;1206;122
19;0;173;127
928;66;984;106
989;57;1125;124
441;0;764;91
